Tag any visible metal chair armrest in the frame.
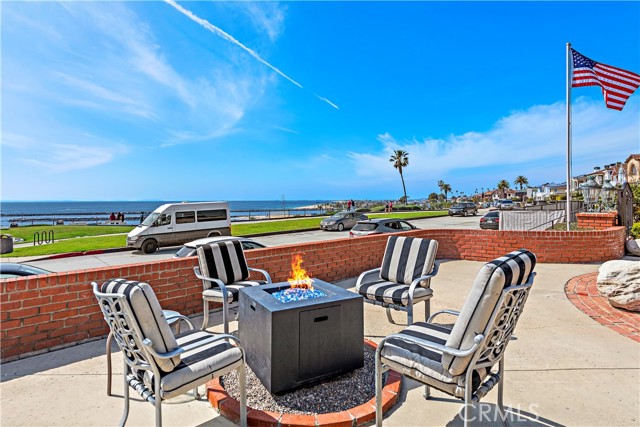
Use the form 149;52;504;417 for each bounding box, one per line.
165;314;194;331
408;263;440;293
379;332;484;358
248;267;272;283
143;333;244;359
356;268;381;288
428;309;461;323
193;267;227;292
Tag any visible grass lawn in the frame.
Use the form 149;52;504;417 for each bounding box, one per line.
2;211;447;257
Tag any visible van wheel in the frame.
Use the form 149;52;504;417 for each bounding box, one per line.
207;231;222;238
142;239;158;254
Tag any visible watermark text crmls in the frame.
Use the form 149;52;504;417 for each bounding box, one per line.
460;403;540;423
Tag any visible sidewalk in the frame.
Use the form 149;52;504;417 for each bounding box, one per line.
1;260;638;426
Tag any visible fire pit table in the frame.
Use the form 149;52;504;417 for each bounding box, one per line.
238;278;364;394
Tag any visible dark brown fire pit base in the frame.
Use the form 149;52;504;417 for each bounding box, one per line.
207;340;402;427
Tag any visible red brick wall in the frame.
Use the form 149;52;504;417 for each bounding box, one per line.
576;212;618;230
0;226;626;362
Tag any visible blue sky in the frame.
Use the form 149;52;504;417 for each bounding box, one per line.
2;1;639;202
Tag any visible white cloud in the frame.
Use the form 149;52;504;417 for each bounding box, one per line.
243;2;286;42
348;98;640;187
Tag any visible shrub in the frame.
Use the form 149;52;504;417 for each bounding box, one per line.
631;222;640;239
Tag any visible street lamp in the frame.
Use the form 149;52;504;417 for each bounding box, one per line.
579;175;602;211
600;170;615;211
617;165;627;188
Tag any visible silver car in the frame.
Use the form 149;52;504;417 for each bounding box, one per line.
349;218;418;236
174;236;266;258
320;211;368;231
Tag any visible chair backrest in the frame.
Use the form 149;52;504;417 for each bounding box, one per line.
442;249;536;376
196;240;250;285
95;279;180;373
379;236;438;285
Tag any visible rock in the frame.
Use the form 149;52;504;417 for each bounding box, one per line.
597;260;640;312
626;239;640;256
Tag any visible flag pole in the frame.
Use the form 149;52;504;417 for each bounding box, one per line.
566;42;572;231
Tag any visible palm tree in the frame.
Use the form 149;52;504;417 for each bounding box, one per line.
514;175;529;190
390;150;409;202
438;180;452;200
497;179;510;198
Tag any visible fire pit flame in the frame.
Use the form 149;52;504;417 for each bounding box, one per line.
272;253;327;303
288;254;314;290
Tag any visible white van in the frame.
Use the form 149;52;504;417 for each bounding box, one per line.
127;202;231;253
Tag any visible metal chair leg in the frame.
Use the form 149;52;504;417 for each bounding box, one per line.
385;307;396;324
407;304;414;326
423;384;431;399
498;359;507;426
155;374;162;427
424;299;431;323
463;369;473;427
222;299;229;334
106;331;114;396
239;364;247;427
119;360;130;427
201;299;209;331
375;351;384;427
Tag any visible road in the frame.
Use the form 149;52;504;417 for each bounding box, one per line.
18;212;487;273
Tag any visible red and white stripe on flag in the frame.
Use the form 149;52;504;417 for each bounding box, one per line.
572;49;640;111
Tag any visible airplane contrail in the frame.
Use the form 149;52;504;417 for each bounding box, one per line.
164;0;339;110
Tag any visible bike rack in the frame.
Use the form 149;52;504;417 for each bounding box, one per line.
33;230;55;246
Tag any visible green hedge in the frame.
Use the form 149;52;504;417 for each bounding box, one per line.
631;222;640;239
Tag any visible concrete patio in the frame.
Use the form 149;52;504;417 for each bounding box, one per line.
1;260;638;426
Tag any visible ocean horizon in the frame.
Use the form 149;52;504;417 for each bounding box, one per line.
0;200;334;228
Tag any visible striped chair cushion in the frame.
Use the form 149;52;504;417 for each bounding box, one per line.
196;240;249;286
442;249;536;376
356;280;433;306
380;322;484;398
380;236;438;285
202;280;265;303
101;278;180;373
147;329;243;400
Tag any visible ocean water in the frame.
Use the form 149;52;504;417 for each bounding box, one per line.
0;200;331;228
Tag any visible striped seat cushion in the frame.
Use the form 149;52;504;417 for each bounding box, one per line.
380;236;438;285
145;329;243;400
443;249;536;376
196;240;250;287
101;278;180;373
380;322;484;398
202;280;266;303
356;280;433;306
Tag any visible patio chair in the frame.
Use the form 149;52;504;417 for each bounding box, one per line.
92;278;247;427
355;236;439;325
374;249;537;427
194;240;272;332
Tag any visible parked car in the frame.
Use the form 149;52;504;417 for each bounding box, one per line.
320;211;368;231
349;218;418;237
0;262;52;278
499;200;515;210
174;236;266;258
479;211;500;230
448;202;478;216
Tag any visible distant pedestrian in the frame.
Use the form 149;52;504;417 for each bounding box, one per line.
347;200;352;211
140;211;145;223
385;202;389;213
109;212;116;221
389;201;393;212
350;199;355;210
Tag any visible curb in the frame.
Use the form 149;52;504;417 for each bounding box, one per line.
30;246;134;262
207;339;401;427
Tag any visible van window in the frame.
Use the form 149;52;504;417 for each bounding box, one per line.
157;213;172;226
197;209;228;222
176;211;196;224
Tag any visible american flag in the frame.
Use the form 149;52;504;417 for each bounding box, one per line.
571;48;640;111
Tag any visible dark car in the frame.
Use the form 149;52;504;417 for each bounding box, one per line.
174;236;266;258
320;211;368;231
349;218;418;237
479;211;500;230
0;263;52;278
448;202;478;216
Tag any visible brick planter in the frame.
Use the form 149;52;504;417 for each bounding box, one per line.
207;339;401;427
576;212;618;230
